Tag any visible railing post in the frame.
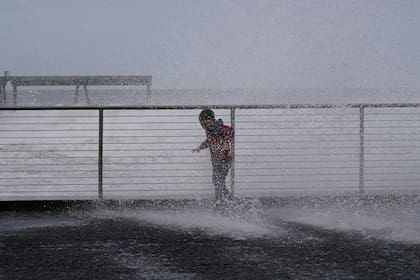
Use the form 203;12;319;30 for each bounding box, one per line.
146;82;152;105
359;106;365;194
230;107;236;196
74;85;80;104
0;82;4;106
98;109;104;200
12;84;18;106
1;71;8;105
83;85;91;104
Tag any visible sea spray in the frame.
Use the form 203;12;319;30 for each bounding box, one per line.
266;198;420;243
87;198;283;240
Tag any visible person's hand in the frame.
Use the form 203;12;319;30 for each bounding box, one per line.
192;147;200;153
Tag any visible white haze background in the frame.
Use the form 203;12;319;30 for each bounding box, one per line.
1;0;420;245
0;0;419;91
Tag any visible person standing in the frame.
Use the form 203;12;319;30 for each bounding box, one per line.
192;109;234;204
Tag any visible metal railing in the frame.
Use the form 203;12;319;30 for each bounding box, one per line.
1;103;420;201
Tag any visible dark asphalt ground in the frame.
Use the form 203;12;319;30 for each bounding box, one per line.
1;204;420;280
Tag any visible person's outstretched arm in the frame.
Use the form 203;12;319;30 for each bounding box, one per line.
192;140;208;153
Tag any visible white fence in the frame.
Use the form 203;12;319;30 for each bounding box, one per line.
1;104;420;201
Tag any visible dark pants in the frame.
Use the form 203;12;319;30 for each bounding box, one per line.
212;162;231;202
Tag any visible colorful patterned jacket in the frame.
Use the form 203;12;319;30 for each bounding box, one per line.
199;119;234;165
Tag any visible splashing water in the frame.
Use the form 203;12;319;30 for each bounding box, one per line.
2;196;419;244
92;204;281;240
82;198;287;240
139;210;272;238
266;203;420;243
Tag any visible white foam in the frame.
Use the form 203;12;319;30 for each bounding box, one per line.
268;206;420;243
97;208;280;240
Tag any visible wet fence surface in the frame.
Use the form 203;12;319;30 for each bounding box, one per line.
1;104;420;279
1;104;420;200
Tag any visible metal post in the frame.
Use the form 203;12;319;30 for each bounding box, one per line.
230;107;236;196
98;109;104;200
0;81;4;106
83;85;91;104
359;106;365;194
74;85;80;104
1;71;8;105
146;81;151;105
12;85;17;106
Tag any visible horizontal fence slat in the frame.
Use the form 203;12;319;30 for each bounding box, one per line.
1;103;420;200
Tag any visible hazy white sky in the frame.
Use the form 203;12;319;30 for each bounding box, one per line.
1;0;419;89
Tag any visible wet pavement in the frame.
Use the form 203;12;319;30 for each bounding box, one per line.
0;204;419;280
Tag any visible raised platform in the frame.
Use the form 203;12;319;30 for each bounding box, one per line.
1;74;152;105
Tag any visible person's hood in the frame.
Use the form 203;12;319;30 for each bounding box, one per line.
210;119;223;134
